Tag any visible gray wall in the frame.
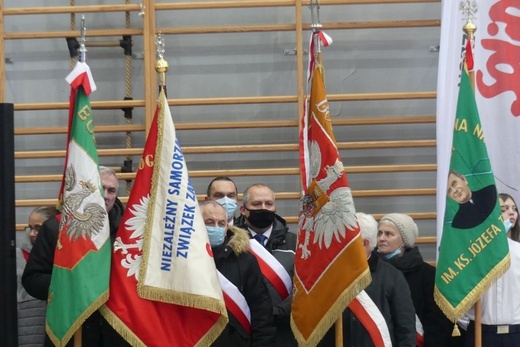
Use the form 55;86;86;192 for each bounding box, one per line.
5;0;441;260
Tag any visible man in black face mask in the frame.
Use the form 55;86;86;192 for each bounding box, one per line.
236;183;297;346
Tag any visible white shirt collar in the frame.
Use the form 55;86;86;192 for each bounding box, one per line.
249;225;273;242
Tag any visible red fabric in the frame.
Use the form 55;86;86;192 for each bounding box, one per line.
22;249;30;262
349;298;386;347
104;102;222;347
248;247;290;299
416;332;424;347
466;37;474;71
222;291;251;334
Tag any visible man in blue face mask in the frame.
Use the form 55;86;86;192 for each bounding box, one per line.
206;176;239;226
200;200;275;346
235;183;297;346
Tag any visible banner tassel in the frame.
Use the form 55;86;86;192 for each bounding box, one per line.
452;323;461;337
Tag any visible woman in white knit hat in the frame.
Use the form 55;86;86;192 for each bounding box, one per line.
377;213;463;347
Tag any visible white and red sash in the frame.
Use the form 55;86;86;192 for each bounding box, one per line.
349;290;392;347
416;314;424;347
217;271;251;334
248;239;292;300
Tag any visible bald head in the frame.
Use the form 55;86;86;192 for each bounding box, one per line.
201;200;228;229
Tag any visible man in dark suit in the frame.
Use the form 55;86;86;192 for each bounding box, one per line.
447;170;497;229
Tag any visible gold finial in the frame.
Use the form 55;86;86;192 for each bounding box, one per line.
155;33;169;87
460;0;478;39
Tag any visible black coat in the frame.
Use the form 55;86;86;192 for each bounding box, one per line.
382;247;461;347
211;226;276;347
236;214;298;346
22;198;129;347
319;251;416;347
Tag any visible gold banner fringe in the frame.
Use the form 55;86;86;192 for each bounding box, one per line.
194;315;229;347
100;305;146;347
46;290;109;347
135;92;227;316
137;92;165;289
291;268;371;347
138;285;228;316
101;302;228;346
434;253;511;322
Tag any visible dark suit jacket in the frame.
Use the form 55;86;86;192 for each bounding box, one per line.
451;184;497;229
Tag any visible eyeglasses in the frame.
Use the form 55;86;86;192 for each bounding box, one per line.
25;225;41;233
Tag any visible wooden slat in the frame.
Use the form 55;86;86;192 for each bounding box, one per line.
13;116;436;135
14;140;436;159
14;99;144;111
14;164;437;183
318;20;440;30
3;0;441;16
14;124;146;135
13;92;435;111
2;4;141;15
415;236;437;245
5;28;142;40
156;0;439;10
4;19;437;40
15;188;436;207
157;20;438;35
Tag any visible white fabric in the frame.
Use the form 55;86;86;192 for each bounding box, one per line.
139;91;224;302
416;314;424;339
436;0;520;258
248;238;292;296
466;239;520;325
217;271;251;324
355;290;392;347
65;142;109;250
65;61;97;93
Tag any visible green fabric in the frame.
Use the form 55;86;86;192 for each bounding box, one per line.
46;85;110;346
435;69;510;322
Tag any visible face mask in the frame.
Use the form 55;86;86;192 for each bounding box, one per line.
216;197;237;219
504;219;513;232
245;208;276;229
206;226;226;247
383;248;402;259
379;243;404;259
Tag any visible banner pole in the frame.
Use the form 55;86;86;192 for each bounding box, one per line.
462;16;481;347
335;316;343;347
73;326;82;347
474;299;482;347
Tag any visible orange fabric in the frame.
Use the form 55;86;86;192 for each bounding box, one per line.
292;61;370;346
292;239;368;339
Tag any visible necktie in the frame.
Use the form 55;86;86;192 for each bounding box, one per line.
254;233;267;247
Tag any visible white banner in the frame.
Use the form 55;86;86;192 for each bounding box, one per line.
436;0;520;251
139;91;224;303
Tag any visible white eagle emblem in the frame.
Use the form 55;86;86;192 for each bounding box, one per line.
113;195;148;280
299;140;357;259
60;164;106;241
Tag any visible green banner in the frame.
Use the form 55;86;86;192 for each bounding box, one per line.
47;73;110;347
434;69;510;321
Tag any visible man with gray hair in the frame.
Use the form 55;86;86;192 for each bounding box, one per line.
22;166;128;347
320;212;416;346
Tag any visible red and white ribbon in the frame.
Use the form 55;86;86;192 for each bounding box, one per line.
218;271;251;334
306;30;333;83
349;290;392;347
248;239;292;300
416;314;424;347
